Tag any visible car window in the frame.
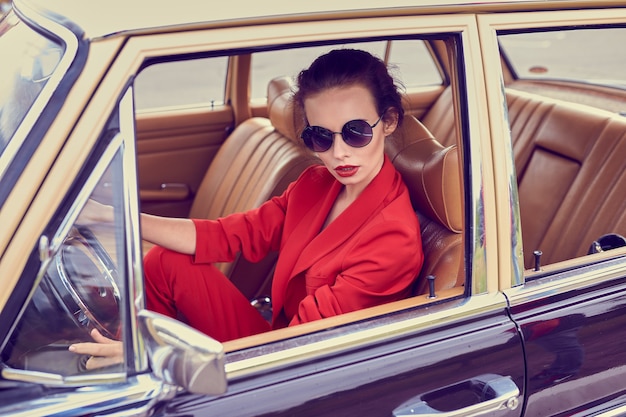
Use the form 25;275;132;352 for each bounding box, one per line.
499;27;626;89
497;25;626;274
131;34;468;347
387;39;443;89
0;11;63;158
1;131;128;379
250;39;443;100
134;56;228;110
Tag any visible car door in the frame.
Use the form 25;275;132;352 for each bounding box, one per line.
0;86;171;416
153;294;524;417
477;9;626;416
134;56;235;218
135;13;527;417
1;8;528;417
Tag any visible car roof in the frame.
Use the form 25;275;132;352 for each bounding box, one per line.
14;0;626;40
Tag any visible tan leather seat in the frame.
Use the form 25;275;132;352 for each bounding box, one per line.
386;115;464;295
189;77;316;299
187;80;464;300
420;87;458;148
422;86;626;269
507;89;626;267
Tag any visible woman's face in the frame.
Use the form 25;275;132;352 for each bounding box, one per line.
303;84;397;198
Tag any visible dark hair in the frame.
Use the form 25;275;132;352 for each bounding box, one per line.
293;48;405;128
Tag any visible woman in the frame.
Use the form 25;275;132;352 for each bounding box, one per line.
70;48;423;366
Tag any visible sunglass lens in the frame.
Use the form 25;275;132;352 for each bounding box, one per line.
302;126;333;152
343;120;373;147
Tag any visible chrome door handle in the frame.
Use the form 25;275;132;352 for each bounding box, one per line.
393;374;520;417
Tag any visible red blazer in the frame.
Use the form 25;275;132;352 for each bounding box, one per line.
193;155;423;329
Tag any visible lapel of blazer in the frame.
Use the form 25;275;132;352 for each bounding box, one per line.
290;156;397;279
271;156;400;325
270;170;339;321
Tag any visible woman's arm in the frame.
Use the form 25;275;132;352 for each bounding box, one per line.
80;199;197;254
140;213;196;255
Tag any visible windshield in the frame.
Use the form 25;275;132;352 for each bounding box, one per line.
0;10;63;157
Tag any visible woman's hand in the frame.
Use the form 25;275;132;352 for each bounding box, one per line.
69;328;123;370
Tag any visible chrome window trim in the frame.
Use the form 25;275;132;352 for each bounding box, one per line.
0;3;80;182
1;373;171;417
1;132;127;386
1;88;145;385
504;254;626;307
118;86;148;373
225;292;506;379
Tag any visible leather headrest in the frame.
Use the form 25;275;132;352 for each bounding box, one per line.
385;115;463;233
267;76;299;141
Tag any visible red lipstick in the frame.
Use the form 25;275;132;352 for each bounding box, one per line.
335;165;359;178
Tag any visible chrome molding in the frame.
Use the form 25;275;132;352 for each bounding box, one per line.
226;292;507;379
505;254;626;307
500;80;524;288
118;86;148;372
0;373;173;417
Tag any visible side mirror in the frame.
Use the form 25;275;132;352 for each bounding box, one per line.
137;310;227;395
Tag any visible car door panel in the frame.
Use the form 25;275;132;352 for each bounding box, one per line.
153;294;525;417
507;262;626;416
135;106;233;217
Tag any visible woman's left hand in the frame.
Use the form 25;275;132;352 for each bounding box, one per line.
69;328;123;370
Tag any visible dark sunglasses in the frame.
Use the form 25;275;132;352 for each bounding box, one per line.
301;114;384;152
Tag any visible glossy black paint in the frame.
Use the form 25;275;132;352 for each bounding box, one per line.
510;260;626;416
154;299;525;417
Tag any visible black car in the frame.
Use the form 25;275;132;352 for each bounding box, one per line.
1;0;626;415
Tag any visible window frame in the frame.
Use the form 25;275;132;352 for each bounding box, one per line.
2;11;495;387
0;87;145;386
117;14;492;371
477;7;626;290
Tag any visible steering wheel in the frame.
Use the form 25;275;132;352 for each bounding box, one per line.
42;225;121;340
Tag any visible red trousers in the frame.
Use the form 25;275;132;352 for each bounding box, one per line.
143;245;271;342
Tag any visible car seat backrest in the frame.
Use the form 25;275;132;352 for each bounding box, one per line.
420;87;458;148
421;86;626;269
506;88;626;267
190;77;315;299
385;115;464;295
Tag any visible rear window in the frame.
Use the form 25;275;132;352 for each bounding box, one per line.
251;39;443;100
499;27;626;90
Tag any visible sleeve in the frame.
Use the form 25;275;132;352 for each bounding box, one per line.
192;190;291;265
191;165;322;264
289;219;424;326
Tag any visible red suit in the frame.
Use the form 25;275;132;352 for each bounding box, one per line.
144;156;423;342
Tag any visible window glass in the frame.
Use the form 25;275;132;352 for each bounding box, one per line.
387;39;442;89
1;144;127;377
499;27;626;89
134;56;228;110
251;39;442;100
0;10;64;156
497;26;626;273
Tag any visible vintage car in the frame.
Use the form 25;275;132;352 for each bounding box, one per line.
1;0;626;415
